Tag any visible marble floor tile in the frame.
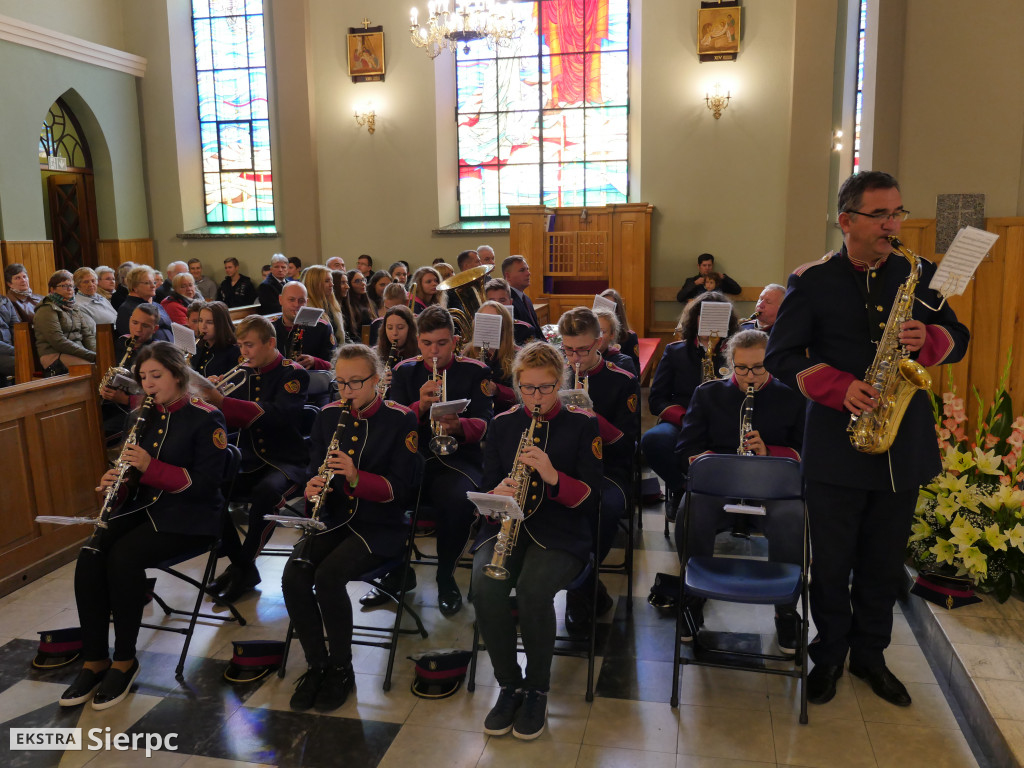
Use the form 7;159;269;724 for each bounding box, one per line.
674;665;770;712
0;679;68;724
865;721;979;768
375;724;485;768
584;697;679;753
675;757;778;768
476;737;581;767
79;751;191;767
770;713;876;768
975;677;1024;720
954;642;1024;682
851;679;958;728
995;718;1024;764
179;757;276;768
56;692;165;768
676;704;774;763
575;744;677;768
888;612;917;646
595;657;675;703
880;642;938;685
934;614;1024;648
767;675;862;722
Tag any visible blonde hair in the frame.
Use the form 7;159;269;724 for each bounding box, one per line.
512;341;565;392
73;267;97;290
302;265;344;335
593;308;620;344
557;306;600;339
127;265;156;293
465;301;516;380
411;266;442;306
235;314;275;343
332;343;383;378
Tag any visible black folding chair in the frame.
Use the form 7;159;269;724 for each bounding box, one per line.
142;444;247;677
671;454;809;724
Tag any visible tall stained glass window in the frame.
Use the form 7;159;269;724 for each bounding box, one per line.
853;0;867;174
192;0;274;224
456;0;629;219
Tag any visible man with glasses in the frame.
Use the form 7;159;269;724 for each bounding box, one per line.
766;171;970;708
362;306;493;617
675;329;805;651
557;307;639;633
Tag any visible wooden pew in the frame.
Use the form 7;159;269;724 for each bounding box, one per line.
232;311;281;328
13;322;35;384
228;304;263;322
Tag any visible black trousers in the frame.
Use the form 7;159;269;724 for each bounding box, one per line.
804;481;917;668
222;465;299;568
281;527;384;668
422;465;477;585
75;514;211;662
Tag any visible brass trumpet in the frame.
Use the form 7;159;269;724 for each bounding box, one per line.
214;358;250;395
429;355;458;455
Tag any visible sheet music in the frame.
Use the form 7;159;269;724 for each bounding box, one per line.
473;312;502;349
171;322;197;356
930;226;998;296
430;398;470;419
294;306;325;328
467;491;524;521
592;294;617;314
723;503;766;517
697;301;733;338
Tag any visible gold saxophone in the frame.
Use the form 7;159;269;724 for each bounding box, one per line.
98;335;137;395
701;333;721;383
848;235;933;454
483;403;542;580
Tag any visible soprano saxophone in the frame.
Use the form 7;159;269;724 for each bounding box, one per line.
847;235;933;454
483;404;542;580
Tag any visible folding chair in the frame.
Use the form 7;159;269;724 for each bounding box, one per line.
597;447;638;615
142;444;247;677
671;454;809;724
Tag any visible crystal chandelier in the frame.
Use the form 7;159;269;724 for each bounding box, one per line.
409;1;522;59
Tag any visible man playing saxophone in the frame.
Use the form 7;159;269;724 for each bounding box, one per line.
765;171;969;708
471;342;602;740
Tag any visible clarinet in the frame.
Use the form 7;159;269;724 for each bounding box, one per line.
84;396;155;553
377;345;399;397
738;384;756;456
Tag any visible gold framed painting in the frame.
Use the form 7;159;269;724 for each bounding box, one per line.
347;27;385;82
698;4;740;61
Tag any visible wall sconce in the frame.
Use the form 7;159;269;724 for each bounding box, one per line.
705;83;731;119
832;129;844;151
354;106;376;134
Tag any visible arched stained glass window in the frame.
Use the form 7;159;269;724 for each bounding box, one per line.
456;0;630;219
192;0;274;224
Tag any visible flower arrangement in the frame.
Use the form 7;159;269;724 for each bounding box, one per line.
909;354;1024;601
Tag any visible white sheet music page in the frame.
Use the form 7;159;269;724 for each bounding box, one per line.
473;312;503;349
696;301;732;338
929;226;998;296
294;306;325;327
592;294;617;314
466;491;524;521
171;322;197;356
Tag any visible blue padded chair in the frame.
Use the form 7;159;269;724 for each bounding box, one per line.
671;454;809;724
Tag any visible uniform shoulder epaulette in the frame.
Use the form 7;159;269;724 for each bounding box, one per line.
792;251;834;277
384;399;415;416
458;355;491;369
566;405;597;418
188;395;218;413
394;357;419;369
665;339;686;349
494;404;521;420
604;360;636;379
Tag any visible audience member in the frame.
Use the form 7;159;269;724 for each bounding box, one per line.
161;271;197;326
187;258;218;300
5;263;42;324
356;254;373;279
287;256;302;279
217;257;257;308
676;253;741;303
34;270;97;368
301;265;345;342
155;261;189;302
257;254;289;315
326;256;346;272
111;262;135;309
74;267;117;326
476;244;496;265
366;270;392;319
0;293;16;383
114;266;173;341
501;256;544;341
95;266;117;300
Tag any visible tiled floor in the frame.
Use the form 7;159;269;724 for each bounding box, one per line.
0;502;986;768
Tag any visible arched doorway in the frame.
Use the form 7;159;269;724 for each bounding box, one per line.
38;97;99;272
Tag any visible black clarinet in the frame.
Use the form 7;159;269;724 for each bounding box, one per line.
83;395;155;554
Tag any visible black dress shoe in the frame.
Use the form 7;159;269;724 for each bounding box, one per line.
219;564;261;603
209;564;237;596
91;659;140;710
359;587;389;607
807;663;843;705
360;568;417;607
666;489;684;523
849;662;912;707
564;590;592;636
439;585;463;617
60;666;108;707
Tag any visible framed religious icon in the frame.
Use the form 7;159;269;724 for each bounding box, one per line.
348;25;385;82
698;2;741;62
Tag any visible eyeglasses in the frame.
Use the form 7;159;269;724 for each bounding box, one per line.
55;282;73;290
519;383;557;395
337;374;375;391
733;364;766;375
560;338;600;358
843;208;910;222
352;278;366;285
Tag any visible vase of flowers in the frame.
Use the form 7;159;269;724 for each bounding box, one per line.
908;354;1024;602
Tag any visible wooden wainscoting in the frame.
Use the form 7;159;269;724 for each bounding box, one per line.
96;238;154;268
0;372;106;596
0;241;55;298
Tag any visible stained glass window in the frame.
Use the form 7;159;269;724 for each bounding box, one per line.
853;0;867;174
192;0;274;224
456;0;629;219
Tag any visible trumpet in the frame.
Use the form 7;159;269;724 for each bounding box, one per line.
98;335;137;396
377;345;399;397
214;358;250;395
429;355;458;455
738;384;756;456
484;403;542;580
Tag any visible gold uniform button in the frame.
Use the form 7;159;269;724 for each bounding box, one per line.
152;442;158;448
531;481;538;487
531;495;537;501
158;429;164;434
879;322;886;328
348;449;355;455
353;421;359;427
870;271;876;278
254;397;260;402
534;437;541;444
352;436;358;441
876;305;884;312
259;438;265;444
160;414;167;420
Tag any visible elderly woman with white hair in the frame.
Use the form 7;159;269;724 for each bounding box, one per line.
161;271;198;326
34;270;97;368
114;265;173;341
74;267;118;326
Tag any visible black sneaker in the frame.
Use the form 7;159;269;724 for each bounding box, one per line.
315;665;354;711
59;666;108;707
91;659;140;711
775;609;801;655
483;686;524;736
290;666;327;711
679;597;706;642
512;689;547;740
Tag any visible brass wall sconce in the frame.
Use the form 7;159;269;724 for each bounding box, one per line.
354;107;376;134
705;83;731;119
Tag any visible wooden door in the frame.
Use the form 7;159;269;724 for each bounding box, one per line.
46;172;98;273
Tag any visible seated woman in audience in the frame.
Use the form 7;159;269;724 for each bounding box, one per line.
193;301;241;378
74;267;118;326
346;269;373;335
641;291;737;522
303;265;345;342
409;266;442;315
95;266;117;301
594;308;636;376
115;266;173;341
34;270;97;368
111;262;135;310
185;300;205;340
368;282;410;347
471;341;602;740
59;342;227;711
388;261;409;289
599;288;640;374
5;263;43;324
366;270;392;320
465;300;518;412
331;270;357;343
283;344;418;712
161;271;197;326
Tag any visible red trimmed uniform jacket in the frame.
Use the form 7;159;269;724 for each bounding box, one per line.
765;247;969;491
112;395;227;537
191;341;242;378
675;375;805;466
305;397;420;557
648;339;727;427
475;402;603;564
580;358;639;485
273;316;336;371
